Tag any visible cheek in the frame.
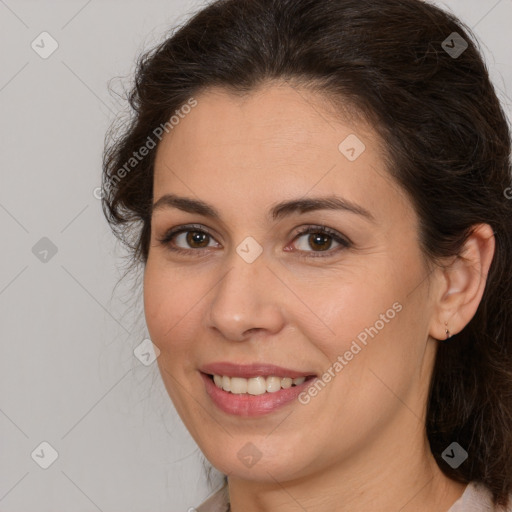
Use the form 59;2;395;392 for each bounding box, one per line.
143;262;199;366
294;267;402;355
143;262;207;426
297;252;428;389
304;257;431;416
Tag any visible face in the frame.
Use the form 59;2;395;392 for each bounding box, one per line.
144;82;439;483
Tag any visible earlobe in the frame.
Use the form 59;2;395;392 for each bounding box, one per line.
441;321;451;342
430;224;495;341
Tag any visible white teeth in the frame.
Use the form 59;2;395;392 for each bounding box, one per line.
230;377;248;394
266;376;282;393
211;374;309;393
247;376;267;395
221;375;231;392
281;377;292;389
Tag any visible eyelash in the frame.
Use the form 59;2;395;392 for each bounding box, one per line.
156;224;352;259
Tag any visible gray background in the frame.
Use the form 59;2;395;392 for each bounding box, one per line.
0;1;510;511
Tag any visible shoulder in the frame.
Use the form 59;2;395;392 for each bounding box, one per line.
195;483;230;512
448;481;512;512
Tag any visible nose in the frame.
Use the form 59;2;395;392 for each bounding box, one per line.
205;251;287;342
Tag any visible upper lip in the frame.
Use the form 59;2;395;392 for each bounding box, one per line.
200;362;316;379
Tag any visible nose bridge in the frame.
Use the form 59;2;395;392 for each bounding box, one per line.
206;248;285;341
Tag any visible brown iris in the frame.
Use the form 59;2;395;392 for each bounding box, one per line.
187;231;210;248
308;233;332;251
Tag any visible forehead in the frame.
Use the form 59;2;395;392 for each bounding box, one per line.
158;86;339;167
152;83;409;225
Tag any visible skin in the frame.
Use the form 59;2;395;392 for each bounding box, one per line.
143;82;495;512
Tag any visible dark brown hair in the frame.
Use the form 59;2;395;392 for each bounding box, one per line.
102;0;512;506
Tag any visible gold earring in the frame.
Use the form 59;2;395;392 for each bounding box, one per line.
444;321;451;341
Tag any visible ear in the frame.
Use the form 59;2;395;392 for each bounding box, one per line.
429;224;495;341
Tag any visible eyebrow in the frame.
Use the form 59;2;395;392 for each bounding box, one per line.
151;193;375;223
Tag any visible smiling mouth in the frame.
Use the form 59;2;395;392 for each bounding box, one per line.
204;373;316;395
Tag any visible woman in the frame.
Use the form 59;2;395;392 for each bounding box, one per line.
102;0;512;510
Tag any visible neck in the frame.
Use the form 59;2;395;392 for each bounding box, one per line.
227;413;467;512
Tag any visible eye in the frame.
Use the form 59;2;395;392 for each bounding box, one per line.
289;225;351;258
157;224;352;258
157;224;220;257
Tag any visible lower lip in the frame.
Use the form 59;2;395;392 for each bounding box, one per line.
200;372;317;417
